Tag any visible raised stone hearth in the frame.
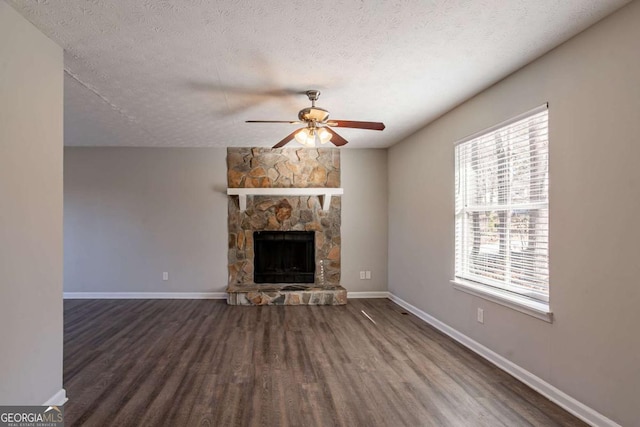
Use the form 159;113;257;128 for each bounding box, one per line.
226;147;343;306
226;284;347;306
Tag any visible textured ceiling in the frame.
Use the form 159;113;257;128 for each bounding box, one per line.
9;0;629;148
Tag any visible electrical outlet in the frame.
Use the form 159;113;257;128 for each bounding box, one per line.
360;271;366;280
477;308;484;324
163;272;169;281
365;271;371;279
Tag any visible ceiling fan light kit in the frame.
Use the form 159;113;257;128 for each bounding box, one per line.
294;127;332;147
247;90;385;148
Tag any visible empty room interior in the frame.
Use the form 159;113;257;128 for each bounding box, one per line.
2;0;640;426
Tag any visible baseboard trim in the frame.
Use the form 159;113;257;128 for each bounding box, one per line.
65;291;391;300
63;292;227;299
348;291;389;299
387;293;621;427
43;388;67;406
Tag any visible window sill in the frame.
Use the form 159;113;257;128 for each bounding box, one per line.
451;280;553;323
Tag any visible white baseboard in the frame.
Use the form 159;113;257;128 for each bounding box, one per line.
348;291;389;299
387;293;621;427
43;388;67;406
65;291;391;300
63;292;227;299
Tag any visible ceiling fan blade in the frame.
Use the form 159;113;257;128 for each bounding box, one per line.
246;120;302;124
273;128;303;148
327;120;385;131
325;128;349;146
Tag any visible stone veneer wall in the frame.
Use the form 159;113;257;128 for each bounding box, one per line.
227;147;341;288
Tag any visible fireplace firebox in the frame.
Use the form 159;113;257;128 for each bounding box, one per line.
254;231;315;283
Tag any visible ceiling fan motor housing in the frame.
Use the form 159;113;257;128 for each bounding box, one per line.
298;107;330;124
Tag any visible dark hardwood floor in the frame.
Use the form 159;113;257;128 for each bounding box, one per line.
63;299;587;427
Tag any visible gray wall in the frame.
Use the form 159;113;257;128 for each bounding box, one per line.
387;2;640;425
64;147;388;293
342;149;388;292
0;2;64;404
64;148;228;293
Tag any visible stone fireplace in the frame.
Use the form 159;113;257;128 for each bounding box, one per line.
226;147;347;305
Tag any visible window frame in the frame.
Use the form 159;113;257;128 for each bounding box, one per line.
452;104;552;322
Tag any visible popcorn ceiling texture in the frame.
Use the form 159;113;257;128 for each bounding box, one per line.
8;0;629;148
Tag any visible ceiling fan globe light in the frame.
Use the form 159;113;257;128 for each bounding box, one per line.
294;128;309;144
295;128;315;147
318;128;331;144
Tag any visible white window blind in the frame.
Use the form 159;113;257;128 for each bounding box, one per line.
455;106;549;303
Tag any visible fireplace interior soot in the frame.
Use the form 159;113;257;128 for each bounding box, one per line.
254;231;315;283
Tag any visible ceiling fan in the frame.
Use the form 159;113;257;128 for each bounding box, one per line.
246;90;385;148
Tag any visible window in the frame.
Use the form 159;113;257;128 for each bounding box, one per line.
454;105;549;308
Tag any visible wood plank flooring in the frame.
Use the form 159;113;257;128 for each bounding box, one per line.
63;299;587;427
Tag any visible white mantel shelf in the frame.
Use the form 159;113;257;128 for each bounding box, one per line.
227;188;344;211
